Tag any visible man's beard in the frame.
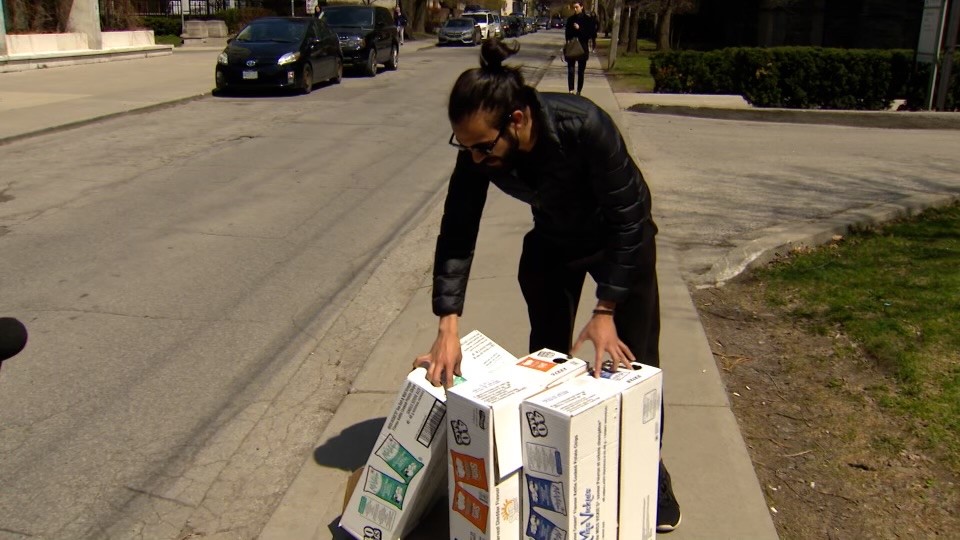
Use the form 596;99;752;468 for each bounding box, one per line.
480;129;521;169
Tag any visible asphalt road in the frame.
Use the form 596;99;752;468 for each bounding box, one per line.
0;36;557;539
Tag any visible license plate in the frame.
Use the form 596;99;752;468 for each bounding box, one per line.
242;70;258;80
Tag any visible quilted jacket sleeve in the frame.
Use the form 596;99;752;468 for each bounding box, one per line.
432;152;490;316
581;105;655;303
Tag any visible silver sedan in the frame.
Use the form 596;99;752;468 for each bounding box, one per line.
438;18;482;46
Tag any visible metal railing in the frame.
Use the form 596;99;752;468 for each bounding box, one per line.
130;0;230;16
130;1;297;16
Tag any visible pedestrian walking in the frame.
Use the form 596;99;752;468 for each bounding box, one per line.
395;7;407;45
313;2;323;18
564;1;596;95
414;38;682;533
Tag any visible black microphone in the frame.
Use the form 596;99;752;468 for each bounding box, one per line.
0;318;28;363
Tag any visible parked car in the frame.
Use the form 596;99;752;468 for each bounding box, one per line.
536;16;549;30
490;13;504;38
215;16;342;94
502;16;523;38
523;17;537;33
462;11;500;40
438;18;482;46
323;5;399;77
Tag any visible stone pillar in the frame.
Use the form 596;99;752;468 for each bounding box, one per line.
68;0;103;50
0;0;8;57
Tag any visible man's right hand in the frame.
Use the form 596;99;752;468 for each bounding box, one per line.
413;315;462;388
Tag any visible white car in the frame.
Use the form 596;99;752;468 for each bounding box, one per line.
462;11;502;39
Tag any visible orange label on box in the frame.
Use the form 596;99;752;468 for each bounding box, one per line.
450;450;488;490
517;356;557;372
453;484;489;533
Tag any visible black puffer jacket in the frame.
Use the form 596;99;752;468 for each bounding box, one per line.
433;91;657;316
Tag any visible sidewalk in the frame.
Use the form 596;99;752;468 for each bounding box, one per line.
260;52;778;539
0;42;779;538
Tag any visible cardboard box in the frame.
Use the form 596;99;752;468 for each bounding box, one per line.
446;349;588;540
600;362;663;540
340;330;518;540
519;375;623;540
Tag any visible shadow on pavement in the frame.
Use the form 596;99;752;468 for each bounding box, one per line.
313;417;385;471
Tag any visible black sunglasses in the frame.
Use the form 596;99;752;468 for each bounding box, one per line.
448;117;511;155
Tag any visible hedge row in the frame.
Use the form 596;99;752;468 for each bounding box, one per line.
140;8;275;36
650;47;960;111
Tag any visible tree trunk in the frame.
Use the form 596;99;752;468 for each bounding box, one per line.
656;3;673;50
408;0;427;33
607;0;623;68
618;4;629;44
626;4;640;52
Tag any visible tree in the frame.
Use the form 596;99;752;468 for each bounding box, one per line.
636;0;696;50
626;2;641;52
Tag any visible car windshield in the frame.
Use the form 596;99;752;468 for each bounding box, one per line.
323;8;375;27
236;19;307;43
445;19;475;28
463;14;488;24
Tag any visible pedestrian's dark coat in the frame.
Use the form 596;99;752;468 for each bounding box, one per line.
565;11;596;50
433;91;656;316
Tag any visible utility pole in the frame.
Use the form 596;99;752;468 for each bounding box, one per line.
917;0;950;110
608;0;623;69
934;0;959;110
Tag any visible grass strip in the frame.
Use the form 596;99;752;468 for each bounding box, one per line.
597;38;656;93
757;202;960;470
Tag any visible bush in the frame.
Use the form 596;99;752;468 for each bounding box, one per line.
650;47;960;111
212;8;276;34
141;16;181;37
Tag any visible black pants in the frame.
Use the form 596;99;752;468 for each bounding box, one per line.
566;53;588;94
518;229;665;448
517;229;660;368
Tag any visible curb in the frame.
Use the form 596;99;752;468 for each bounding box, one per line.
695;191;960;288
0;92;211;147
627;103;960;130
0;45;174;73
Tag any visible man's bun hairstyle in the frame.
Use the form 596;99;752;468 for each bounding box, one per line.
448;38;535;126
478;37;519;71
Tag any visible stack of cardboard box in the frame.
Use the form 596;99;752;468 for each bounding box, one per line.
340;333;662;540
445;349;588;539
339;330;517;539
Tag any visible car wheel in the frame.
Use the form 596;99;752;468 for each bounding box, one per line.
385;45;399;71
331;57;343;84
363;48;377;77
301;63;313;95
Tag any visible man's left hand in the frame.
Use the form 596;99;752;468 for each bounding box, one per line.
572;314;635;376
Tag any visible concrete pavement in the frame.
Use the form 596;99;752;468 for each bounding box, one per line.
5;37;955;539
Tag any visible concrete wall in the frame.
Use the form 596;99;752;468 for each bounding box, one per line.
5;33;90;55
4;31;158;56
101;30;157;49
67;0;103;49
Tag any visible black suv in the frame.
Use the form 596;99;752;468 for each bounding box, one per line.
323;5;399;76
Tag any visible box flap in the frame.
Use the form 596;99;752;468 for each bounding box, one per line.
406;330;517;396
489;352;587;480
459;330;518;379
491;396;525;480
